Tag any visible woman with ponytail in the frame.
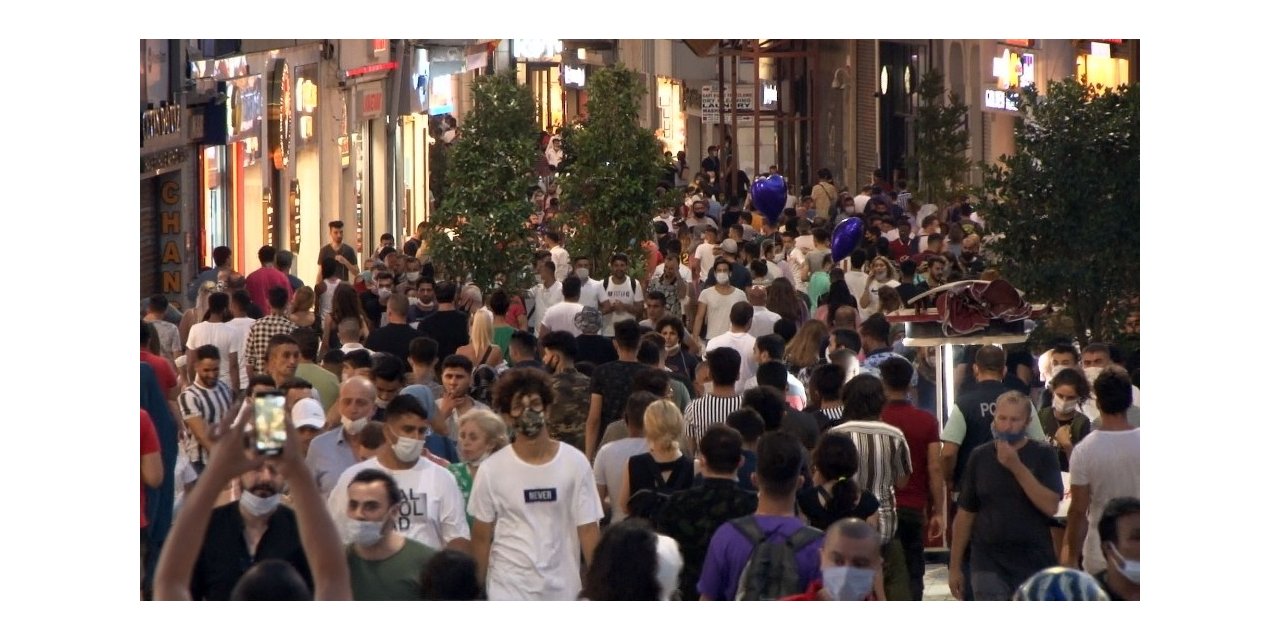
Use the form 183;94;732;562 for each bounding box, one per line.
798;432;881;531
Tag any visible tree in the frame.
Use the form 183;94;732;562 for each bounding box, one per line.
427;73;540;292
911;69;971;206
979;79;1139;346
558;64;666;274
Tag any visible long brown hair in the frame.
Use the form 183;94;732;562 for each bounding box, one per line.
330;283;369;326
784;320;828;370
766;278;805;323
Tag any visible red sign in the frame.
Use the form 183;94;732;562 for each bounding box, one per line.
1003;39;1034;47
346;61;398;79
371;39;390;56
360;89;384;119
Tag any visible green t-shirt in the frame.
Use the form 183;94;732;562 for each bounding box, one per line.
492;325;516;364
347;538;436;601
448;462;475;528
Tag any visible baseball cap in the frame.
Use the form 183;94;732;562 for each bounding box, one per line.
719;239;738;254
291;398;326;431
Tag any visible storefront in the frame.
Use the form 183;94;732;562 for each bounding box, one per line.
399;46;439;237
655;76;686;156
514;39;566;131
981;41;1039;163
140;102;194;301
198;59;266;274
1075;40;1134;89
341;40;395;259
292;63;322;284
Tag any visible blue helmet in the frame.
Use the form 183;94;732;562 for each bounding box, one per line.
1013;567;1110;601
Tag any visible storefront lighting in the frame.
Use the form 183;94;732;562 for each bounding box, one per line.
1091;42;1111;59
577;48;587;60
880;66;889;95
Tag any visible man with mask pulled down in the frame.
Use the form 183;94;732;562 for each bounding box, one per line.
306;377;377;496
343;468;438;600
468;368;604;600
782;518;883;601
327;395;470;553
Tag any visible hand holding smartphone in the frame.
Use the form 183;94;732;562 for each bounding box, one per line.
252;390;288;457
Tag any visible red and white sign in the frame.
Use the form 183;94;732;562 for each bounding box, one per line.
359;88;385;119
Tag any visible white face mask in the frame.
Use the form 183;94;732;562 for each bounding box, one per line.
1052;396;1078;414
374;398;389;409
341;416;369;435
1109;543;1140;584
346;519;385;547
1083;366;1105;384
406;272;421;283
239;490;280;517
715;272;730;285
575;268;590;280
378;288;392;301
392;435;425;463
463;450;492;466
822;566;876;601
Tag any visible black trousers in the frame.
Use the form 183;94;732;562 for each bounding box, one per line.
896;507;927;600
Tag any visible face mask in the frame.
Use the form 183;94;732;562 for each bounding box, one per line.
346;519;385;547
464;450;492;466
822;566;876;601
341;416;369;435
1109;543;1140;584
1052;396;1078;414
715;272;730;284
406;272;421;283
516;409;546;438
575;268;590;280
874;272;890;283
1083;366;1104;384
378;288;392;301
408;297;420;307
1048;364;1068;383
375;398;389;409
239;490;280;517
392;435;425;463
990;427;1026;444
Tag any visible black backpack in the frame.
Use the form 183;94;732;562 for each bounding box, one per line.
731;516;823;601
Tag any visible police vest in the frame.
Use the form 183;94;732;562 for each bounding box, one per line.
952;380;1011;485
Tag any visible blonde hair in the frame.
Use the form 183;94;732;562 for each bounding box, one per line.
784;320;828;369
643;400;684;452
468;307;495;356
867;256;899;281
292;286;316;314
458;409;511;452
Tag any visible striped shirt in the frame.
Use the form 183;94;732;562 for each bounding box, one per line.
683;395;742;457
178;379;234;463
819;407;844;423
243;313;299;376
826;420;912;544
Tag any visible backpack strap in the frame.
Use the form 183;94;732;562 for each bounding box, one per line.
729;515;766;547
785;525;824;551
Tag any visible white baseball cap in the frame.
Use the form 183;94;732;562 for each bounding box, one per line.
291;398;326;431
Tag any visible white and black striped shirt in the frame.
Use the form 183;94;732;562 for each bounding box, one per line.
819;407;844;423
683;395;742;457
826;420;912;544
178;379;234;462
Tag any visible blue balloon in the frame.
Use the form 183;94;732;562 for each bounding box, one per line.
750;174;787;224
831;216;863;263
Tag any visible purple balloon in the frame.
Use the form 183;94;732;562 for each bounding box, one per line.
830;216;863;263
750;174;787;224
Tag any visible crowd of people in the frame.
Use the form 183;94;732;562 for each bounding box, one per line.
139;163;1139;602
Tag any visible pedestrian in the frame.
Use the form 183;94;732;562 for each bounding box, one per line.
343;468;437;600
781;518;882;601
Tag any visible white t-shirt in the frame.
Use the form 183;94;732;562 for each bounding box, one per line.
592;437;650;520
225;317;256;390
185;321;240;388
844;270;871;300
549;245;571;282
318;277;343;317
862;278;901;317
598;276;640;337
540;301;585;337
705;330;759;393
467;443;605;600
698;286;748;341
326;456;471;551
529;281;564;332
748;306;782;338
1069;428;1141;574
578;278;603;310
694;242;718;282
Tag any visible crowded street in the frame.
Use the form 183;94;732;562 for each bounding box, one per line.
138;36;1140;603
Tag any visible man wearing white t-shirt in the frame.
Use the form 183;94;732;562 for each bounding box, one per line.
746;286;781;339
593;391;657;523
598;253;643;338
469;369;604;600
693;259;748;341
539;275;586;338
705;302;759;394
573;256;603;311
226;291;257;393
185;292;241;391
327;395;470;553
1063;367;1140;575
691;226;721;284
544;231;571;282
528;261;564;334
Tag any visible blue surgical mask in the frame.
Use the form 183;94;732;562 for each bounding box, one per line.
990;427;1026;444
822;566;876;601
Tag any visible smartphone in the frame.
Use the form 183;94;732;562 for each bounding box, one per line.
252;390;287;456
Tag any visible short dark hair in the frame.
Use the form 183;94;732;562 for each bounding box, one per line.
328;220;345;230
841;374;886;421
654;317;686;342
195;344;221;363
562;275;582;299
859;313;890;345
1050;342;1080;363
420;550;482;600
540;330;578;361
212;246;232;266
741;386;785;431
373;356;406;383
1049;368;1091;401
849;249;868;269
809;364;845;401
358;421;386;451
755;334;785;361
435;281;458;303
440;354;473;375
349;468;402;506
613;319;642;351
545;230;563;244
231;290;253;313
899;260;917;278
257;245;276;264
625;391;661;431
488;290;511;315
830;328;862;353
610;252;630;265
631;368;671;396
147;294;170;314
249;374;276;389
278;377;313;392
266;286;290;312
726;408;766;445
403;338;437;368
274;250;294;270
490;368;554;414
706;347;742;386
321;257;338;279
879;356;915;392
729;301;754;328
322;349;344;366
266;334;299;362
636;340;661;366
509;331;537;359
646;290;667;305
700;425;744;474
773;318;798;343
1094;367;1134;415
291;327;321;362
755;431;805;497
756;361;790;393
385;394;429;421
1098;497;1140;547
230;559;310;601
342;349;373;370
974;345;1006;374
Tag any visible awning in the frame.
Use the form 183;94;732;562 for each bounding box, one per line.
684;40;720;57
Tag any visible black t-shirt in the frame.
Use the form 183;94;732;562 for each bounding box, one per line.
191;503;312;600
318;244;358;280
417;310;470;361
576;335;619;366
956;346;1036;396
364;323;424;364
589;361;650;448
958;440;1062;551
797;484;881;531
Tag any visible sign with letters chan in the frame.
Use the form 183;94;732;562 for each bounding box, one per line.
158;176;185;297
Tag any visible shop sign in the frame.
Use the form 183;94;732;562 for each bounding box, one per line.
141;102;184;148
370;39;390;57
270;60;293;170
701;84;757;123
219;76;264;142
295;64;319;145
761;82;778;109
359;87;385;119
992;49;1035;91
158;175;185;297
514;39;562;61
563;65;586;88
984;89;1019;112
141;147;188;176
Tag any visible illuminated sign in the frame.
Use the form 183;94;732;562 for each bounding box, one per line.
359;88;385;119
370;39;390;56
141;102;183;147
985;89;1019;112
514;39;562;61
993;48;1035;90
270;61;292;170
159;176;186;297
294;64;319;145
563;65;586;88
761;82;778;109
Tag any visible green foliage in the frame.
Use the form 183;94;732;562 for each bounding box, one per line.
558;64;666;274
980;79;1139;346
911;69;971;205
427;73;540;291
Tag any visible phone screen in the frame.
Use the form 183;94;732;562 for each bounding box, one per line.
253;392;287;455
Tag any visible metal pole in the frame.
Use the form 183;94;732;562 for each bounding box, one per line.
730;46;738;203
753;41;760;182
717;50;725;190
